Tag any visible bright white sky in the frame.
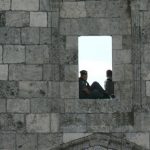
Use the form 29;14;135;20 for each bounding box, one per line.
79;36;112;88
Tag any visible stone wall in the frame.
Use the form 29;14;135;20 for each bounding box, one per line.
0;0;150;149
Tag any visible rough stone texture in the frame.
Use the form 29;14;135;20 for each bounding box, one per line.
7;98;30;113
112;36;122;50
0;98;6;112
51;113;60;132
40;28;51;44
30;12;47;27
3;45;25;63
16;134;37;150
9;64;42;80
60;2;86;18
48;82;60;98
0;45;2;63
0;65;8;80
0;27;20;44
12;0;39;11
40;0;51;11
21;27;39;44
19;81;47;98
26;45;49;64
146;81;150;96
0;0;10;10
26;114;50;133
6;11;29;27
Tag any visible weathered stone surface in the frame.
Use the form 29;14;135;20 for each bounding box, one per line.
85;1;107;17
143;50;150;63
52;12;59;28
60;82;78;98
122;35;132;49
0;81;18;98
125;133;149;149
38;134;63;149
60;114;86;132
40;28;51;44
0;45;2;63
146;81;150;96
0;99;6;112
48;82;60;98
21;27;39;44
43;64;60;81
139;0;148;10
51;113;60;132
16;134;37;150
19;81;47;98
31;98;50;113
112;35;122;50
113;50;131;64
3;45;25;63
30;12;47;27
0;27;20;44
113;65;124;81
0;133;15;150
0;65;8;80
60;2;86;18
26;114;50;133
26;45;49;64
66;36;78;49
124;64;133;81
7;99;30;113
141;64;150;80
40;0;51;11
9;64;42;80
0;12;5;27
6;11;29;27
64;65;78;81
12;0;39;11
110;18;121;35
0;114;25;131
0;0;10;10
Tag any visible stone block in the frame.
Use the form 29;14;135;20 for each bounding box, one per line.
31;98;50;113
143;50;150;63
21;27;39;44
60;114;86;132
124;64;133;81
0;133;15;150
139;0;148;10
0;45;2;63
0;0;10;10
16;134;37;150
0;12;5;27
63;133;91;143
0;27;20;44
0;81;18;98
26;114;50;133
40;0;50;11
141;64;150;80
87;114;114;132
0;65;8;80
48;82;60;98
64;65;78;81
48;12;52;27
112;36;122;50
52;12;59;28
146;81;150;96
7;99;30;113
26;45;49;64
110;18;121;35
60;19;71;35
125;133;149;149
66;36;78;49
3;45;25;63
9;64;42;80
60;82;78;98
51;113;60;132
12;0;39;11
40;28;51;44
19;81;47;98
30;12;47;27
60;2;86;18
6;11;29;27
0;114;25;131
0;99;6;112
113;65;124;81
113;50;131;64
38;134;63;149
85;1;107;17
122;35;131;49
43;64;60;81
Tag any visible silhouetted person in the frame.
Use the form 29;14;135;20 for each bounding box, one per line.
79;70;109;99
104;70;115;98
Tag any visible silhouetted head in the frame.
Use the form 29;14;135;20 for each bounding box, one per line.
80;70;88;80
106;70;112;78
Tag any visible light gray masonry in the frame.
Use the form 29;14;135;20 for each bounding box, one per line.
0;0;150;149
